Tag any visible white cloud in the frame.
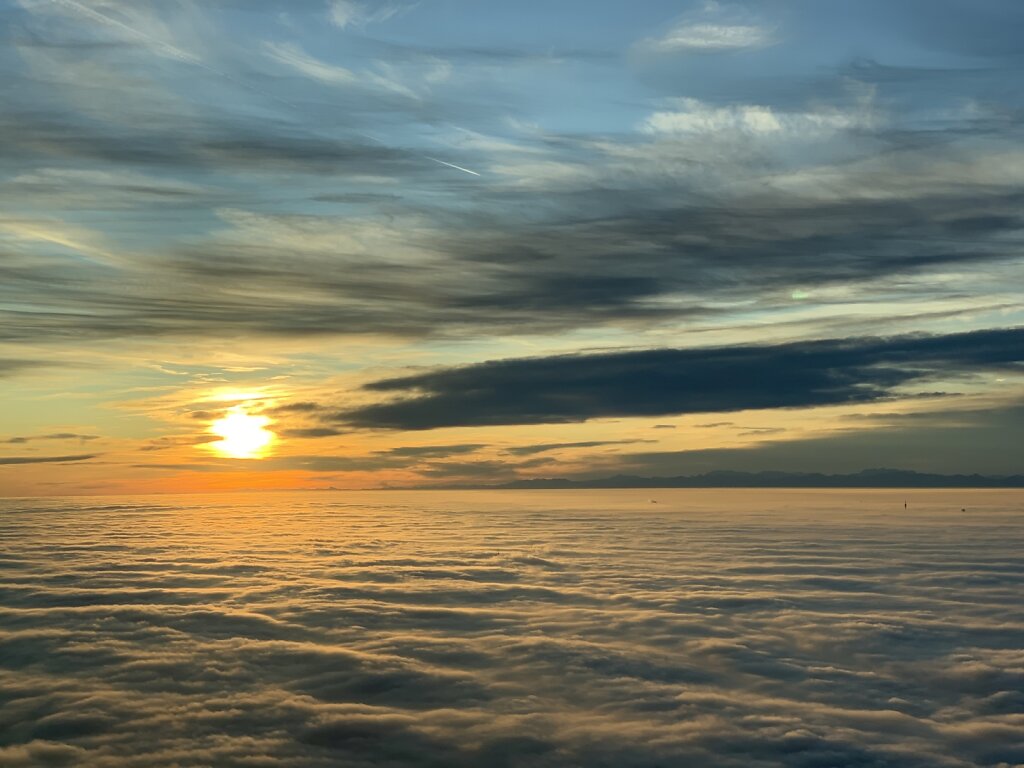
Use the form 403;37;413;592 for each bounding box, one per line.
639;2;777;56
640;97;875;138
264;41;444;99
328;0;406;29
649;22;774;52
264;41;358;86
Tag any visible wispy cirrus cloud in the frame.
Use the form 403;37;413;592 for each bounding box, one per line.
264;40;359;85
264;40;443;99
327;0;411;30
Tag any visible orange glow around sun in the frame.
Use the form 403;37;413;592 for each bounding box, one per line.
210;407;275;459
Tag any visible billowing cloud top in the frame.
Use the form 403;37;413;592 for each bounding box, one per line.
1;491;1022;765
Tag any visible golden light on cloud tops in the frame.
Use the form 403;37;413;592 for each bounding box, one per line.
209;406;275;459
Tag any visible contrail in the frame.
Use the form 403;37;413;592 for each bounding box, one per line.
50;0;480;178
424;157;481;177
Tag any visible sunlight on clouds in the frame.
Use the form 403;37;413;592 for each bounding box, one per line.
1;491;1021;765
209;406;275;459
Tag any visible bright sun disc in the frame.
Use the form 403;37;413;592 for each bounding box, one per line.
210;408;274;459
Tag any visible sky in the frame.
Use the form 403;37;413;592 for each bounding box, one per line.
1;0;1023;495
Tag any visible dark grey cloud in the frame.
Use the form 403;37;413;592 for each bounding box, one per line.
1;434;99;445
131;450;525;479
0;109;434;179
415;460;523;482
338;327;1024;430
3;179;1020;344
505;440;654;456
269;454;405;472
377;444;487;459
0;454;97;465
0;359;40;378
738;427;786;437
239;447;492;474
138;434;217;452
267;402;325;414
280;427;347;439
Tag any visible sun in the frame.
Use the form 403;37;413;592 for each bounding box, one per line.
210;407;275;459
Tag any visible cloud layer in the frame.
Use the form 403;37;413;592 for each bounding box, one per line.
1;491;1022;766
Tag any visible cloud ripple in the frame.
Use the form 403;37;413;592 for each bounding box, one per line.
0;491;1022;766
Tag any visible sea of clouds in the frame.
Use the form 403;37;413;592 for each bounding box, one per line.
1;489;1022;767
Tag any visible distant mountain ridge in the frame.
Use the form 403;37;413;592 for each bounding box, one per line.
477;468;1024;489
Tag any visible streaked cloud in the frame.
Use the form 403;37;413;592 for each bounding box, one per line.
644;22;775;53
1;433;99;445
328;0;408;30
505;440;654;456
0;454;97;465
377;444;487;458
265;40;450;101
264;40;359;86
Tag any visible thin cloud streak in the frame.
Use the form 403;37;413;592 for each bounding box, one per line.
50;0;480;180
423;156;481;176
0;454;97;465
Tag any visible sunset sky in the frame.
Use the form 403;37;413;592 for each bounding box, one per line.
2;0;1023;495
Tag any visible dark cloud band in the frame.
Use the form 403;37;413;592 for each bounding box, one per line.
338;327;1024;429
